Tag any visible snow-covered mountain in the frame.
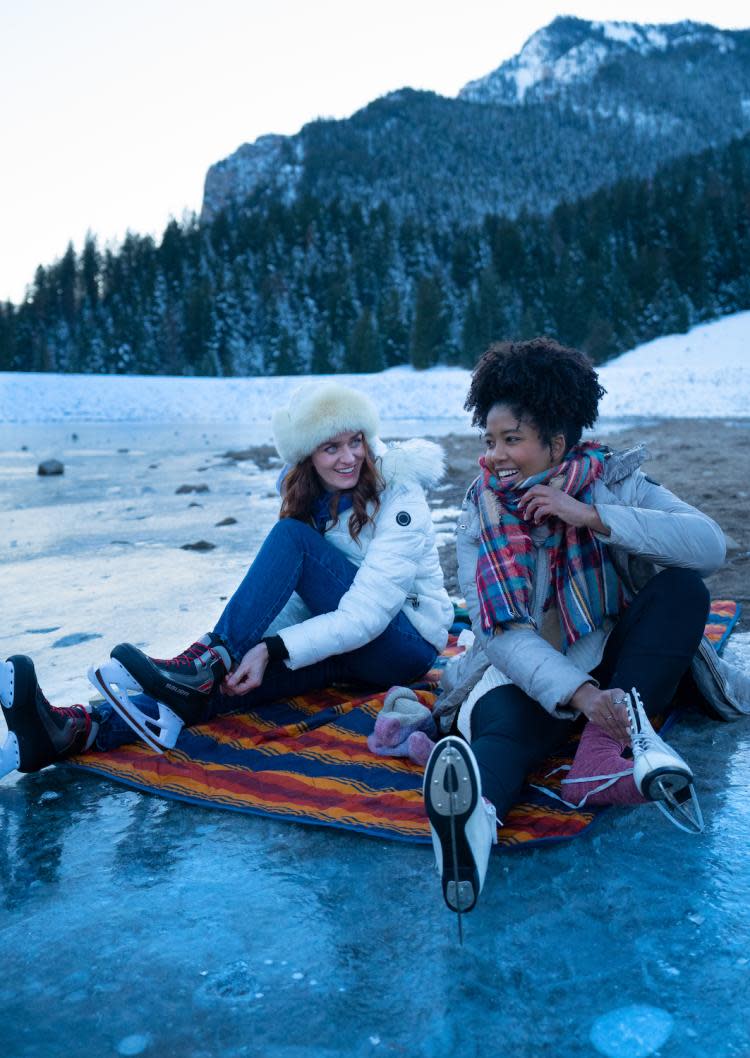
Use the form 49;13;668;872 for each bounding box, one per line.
201;17;750;225
460;18;739;104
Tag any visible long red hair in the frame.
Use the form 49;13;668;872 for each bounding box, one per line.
279;442;383;541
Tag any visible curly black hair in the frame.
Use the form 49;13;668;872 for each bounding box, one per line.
464;337;606;450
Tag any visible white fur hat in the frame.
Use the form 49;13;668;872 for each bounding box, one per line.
271;381;380;465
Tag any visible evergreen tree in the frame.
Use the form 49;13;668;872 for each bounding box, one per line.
345;308;382;372
80;235;101;308
410;275;448;369
377;288;410;367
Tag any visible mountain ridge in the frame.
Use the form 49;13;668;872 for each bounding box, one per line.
201;17;750;226
459;16;742;103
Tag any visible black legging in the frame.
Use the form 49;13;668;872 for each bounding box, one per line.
469;568;710;819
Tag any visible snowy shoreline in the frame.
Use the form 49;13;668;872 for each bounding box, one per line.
2;312;750;428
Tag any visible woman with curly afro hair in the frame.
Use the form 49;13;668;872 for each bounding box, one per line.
422;337;746;920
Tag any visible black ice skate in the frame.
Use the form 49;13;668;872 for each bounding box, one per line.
627;687;704;834
0;655;99;778
88;634;232;753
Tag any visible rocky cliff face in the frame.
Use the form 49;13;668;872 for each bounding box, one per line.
202;17;750;225
203;134;304;219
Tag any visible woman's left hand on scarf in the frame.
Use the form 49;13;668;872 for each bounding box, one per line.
518;485;610;535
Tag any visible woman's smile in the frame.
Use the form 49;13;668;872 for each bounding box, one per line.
483;404;565;483
311;431;365;491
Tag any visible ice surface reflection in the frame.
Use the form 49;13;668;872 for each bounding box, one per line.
2;722;750;1058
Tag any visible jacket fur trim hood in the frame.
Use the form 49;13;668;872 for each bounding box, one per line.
373;438;445;489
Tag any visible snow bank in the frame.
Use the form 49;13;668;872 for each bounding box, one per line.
1;311;749;428
597;312;750;419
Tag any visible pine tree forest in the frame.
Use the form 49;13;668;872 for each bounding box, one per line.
1;134;748;377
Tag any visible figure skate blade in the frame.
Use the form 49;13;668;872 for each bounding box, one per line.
654;780;705;834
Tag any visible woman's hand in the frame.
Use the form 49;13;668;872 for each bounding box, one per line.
518;485;610;534
570;682;630;743
222;643;270;696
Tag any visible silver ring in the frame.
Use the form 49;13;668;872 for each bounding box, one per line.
612;696;627;706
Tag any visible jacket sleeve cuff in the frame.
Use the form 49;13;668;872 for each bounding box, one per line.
262;635;289;663
535;665;592;718
592;503;635;547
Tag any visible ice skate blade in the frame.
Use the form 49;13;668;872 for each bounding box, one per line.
0;660;15;710
0;731;21;779
424;739;482;932
87;660;183;753
654;781;705;834
448;794;464;946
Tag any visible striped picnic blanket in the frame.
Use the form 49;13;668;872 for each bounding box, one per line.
69;600;740;848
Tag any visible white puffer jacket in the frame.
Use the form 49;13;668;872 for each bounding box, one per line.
271;439;454;670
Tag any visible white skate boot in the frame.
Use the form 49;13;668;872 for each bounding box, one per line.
626;688;704;834
423;736;497;943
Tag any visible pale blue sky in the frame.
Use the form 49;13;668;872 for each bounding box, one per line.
1;0;746;303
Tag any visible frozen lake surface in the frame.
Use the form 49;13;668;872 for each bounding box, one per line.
1;418;748;1058
2;313;750;1057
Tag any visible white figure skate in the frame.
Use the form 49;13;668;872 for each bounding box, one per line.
626;687;704;834
423;736;497;943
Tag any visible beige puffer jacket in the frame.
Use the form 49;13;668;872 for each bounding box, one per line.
436;445;749;728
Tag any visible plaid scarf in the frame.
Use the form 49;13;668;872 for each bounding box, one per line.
473;441;627;650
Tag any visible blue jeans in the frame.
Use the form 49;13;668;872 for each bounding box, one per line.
98;519;437;749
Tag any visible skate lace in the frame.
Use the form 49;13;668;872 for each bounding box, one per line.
54;705;83;719
631;731;659;755
153;641;209;670
627;692;659;757
51;703;91;736
483;798;499;842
